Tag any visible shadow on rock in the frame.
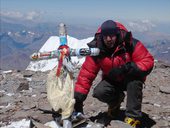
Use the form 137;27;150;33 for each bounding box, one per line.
89;110;156;127
140;112;156;128
89;112;112;126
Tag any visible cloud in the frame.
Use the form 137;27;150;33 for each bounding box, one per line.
25;11;42;20
0;11;43;21
0;11;23;18
127;20;156;32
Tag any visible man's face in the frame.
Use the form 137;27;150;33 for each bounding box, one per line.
103;35;117;49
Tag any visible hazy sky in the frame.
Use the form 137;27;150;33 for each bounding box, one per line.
1;0;170;25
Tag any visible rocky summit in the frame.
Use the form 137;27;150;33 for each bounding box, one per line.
0;61;170;128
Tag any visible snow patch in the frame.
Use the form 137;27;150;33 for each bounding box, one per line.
1;119;30;128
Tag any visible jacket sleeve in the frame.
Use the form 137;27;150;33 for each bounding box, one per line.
128;41;154;78
75;56;100;95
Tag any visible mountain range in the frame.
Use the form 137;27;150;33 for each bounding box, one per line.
0;18;170;70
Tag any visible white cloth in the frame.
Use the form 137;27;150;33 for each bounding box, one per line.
47;66;75;120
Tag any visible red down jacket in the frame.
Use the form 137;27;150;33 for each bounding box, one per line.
75;21;154;95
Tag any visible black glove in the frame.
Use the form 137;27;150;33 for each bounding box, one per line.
108;62;131;81
74;102;83;113
74;92;87;113
108;62;149;82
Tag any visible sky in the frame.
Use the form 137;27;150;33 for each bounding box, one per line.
1;0;170;25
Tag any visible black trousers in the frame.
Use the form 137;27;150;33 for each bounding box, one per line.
93;79;143;119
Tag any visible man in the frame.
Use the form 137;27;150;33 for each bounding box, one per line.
74;20;154;127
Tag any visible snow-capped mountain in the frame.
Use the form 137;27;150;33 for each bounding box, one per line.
26;35;94;72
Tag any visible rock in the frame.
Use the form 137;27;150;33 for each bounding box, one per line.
86;121;104;128
0;92;4;97
2;70;13;74
159;86;170;94
0;74;4;81
109;120;133;128
142;99;150;104
23;103;36;110
155;61;170;69
12;70;21;73
30;119;51;128
157;120;170;127
31;112;54;124
11;110;32;119
153;103;161;107
0;102;9;108
162;105;170;109
0;95;14;105
16;79;29;92
151;115;161;120
22;70;34;77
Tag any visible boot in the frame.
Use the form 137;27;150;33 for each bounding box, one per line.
124;117;141;128
107;92;125;118
107;104;120;119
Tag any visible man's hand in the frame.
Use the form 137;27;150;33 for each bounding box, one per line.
74;92;87;113
108;62;131;81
